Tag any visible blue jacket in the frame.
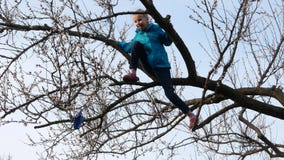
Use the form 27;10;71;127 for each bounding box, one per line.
118;23;172;69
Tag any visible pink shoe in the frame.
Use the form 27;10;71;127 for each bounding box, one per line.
189;114;196;129
123;73;139;82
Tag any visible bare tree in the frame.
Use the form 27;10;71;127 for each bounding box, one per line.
0;154;12;160
0;0;283;159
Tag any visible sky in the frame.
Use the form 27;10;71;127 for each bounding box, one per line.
0;0;197;160
0;0;283;160
0;124;39;159
0;1;205;159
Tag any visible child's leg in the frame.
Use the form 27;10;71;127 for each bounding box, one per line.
123;41;143;81
153;68;189;113
123;41;154;81
153;68;196;128
128;41;142;70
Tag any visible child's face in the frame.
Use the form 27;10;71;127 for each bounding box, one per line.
132;14;149;30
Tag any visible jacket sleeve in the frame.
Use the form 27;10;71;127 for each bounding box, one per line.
161;33;172;46
117;41;133;53
157;27;172;46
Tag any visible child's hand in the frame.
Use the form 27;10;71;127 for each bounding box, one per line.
165;15;173;27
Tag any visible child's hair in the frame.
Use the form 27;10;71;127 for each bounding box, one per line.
133;9;151;22
135;9;146;13
134;9;148;17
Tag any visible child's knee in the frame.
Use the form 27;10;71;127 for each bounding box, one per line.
132;41;144;49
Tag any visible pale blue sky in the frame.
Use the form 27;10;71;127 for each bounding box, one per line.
0;0;283;160
0;1;205;159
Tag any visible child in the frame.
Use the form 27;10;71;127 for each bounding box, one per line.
117;9;196;128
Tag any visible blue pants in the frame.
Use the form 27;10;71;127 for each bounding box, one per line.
130;41;190;114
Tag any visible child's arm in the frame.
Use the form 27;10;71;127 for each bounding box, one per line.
117;33;138;53
105;39;133;54
117;41;133;53
157;26;172;46
161;33;172;46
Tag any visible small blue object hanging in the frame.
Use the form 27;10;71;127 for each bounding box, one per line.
73;109;85;129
